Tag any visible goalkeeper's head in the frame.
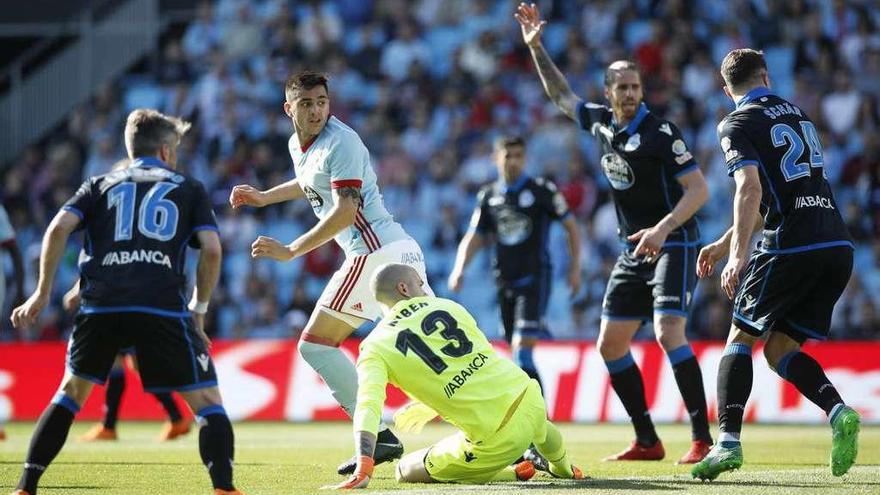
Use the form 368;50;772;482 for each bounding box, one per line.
371;263;428;314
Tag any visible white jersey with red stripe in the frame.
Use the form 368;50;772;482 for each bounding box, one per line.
288;116;409;256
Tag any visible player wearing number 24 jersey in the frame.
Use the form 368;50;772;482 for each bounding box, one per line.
693;48;859;482
327;263;583;490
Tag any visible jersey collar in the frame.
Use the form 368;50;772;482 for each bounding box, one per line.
499;173;530;194
612;103;649;136
131;156;173;171
736;86;773;109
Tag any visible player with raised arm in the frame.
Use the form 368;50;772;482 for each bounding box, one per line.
329;263;584;489
448;135;581;391
229;71;429;474
9;109;243;495
0;202;25;441
691;49;860;481
516;3;712;463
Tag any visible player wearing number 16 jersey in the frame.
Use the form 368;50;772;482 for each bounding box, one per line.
9;109;242;495
327;263;583;489
692;49;859;481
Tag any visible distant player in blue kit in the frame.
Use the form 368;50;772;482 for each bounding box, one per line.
692;48;860;481
229;71;431;475
9;109;243;495
448;136;581;390
517;2;712;463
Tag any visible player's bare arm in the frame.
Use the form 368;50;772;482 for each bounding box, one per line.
229;179;305;209
10;210;79;328
629;168;709;262
251;186;360;262
721;166;762;299
448;230;487;293
516;2;582;121
191;229;222;348
561;215;582;295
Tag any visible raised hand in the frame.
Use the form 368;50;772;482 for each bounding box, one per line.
515;2;547;47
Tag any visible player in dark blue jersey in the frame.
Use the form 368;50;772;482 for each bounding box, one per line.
692;49;860;481
448;136;582;390
9;109;244;495
517;2;711;463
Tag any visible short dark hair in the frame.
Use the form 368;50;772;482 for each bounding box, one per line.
285;70;329;101
124;109;190;158
720;49;767;92
493;135;526;152
604;60;640;87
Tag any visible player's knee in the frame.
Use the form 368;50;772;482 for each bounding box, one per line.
59;375;93;406
395;455;431;483
654;315;686;349
597;332;628;360
180;386;223;413
297;335;337;367
655;329;686;351
763;333;800;371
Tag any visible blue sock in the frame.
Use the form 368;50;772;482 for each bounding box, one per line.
605;353;658;446
197;406;235;491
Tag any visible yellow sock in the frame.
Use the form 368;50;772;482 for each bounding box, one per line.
490;465;518;482
535;421;574;478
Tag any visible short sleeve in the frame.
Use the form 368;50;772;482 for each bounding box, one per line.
718;118;761;177
327;137;369;189
190;181;219;232
657;121;699;178
188;181;219;248
541;180;570;220
575;101;612;134
62;179;96;225
0;205;15;245
468;188;494;234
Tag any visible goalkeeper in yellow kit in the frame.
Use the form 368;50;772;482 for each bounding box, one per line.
329;263;584;489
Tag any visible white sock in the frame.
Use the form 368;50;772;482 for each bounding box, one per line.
718;432;741;444
829;403;846;424
298;340;360;417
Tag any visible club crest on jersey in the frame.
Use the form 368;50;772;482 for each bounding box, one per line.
518;189;535;208
496;208;533;246
672;139;687;155
601;153;635;190
303;186;324;209
623;133;641;152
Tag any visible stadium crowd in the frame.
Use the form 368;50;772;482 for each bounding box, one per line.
1;0;879;341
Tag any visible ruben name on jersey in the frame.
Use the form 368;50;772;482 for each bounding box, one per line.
353;297;532;441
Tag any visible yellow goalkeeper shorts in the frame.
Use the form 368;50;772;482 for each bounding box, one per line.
424;379;547;484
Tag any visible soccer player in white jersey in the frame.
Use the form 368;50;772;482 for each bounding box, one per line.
0;203;24;441
229;71;431;474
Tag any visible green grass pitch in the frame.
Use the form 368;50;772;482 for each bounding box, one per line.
1;421;877;494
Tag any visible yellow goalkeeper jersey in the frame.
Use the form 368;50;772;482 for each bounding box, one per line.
353;296;532;441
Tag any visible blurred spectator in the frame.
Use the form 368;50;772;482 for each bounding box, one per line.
2;0;878;341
